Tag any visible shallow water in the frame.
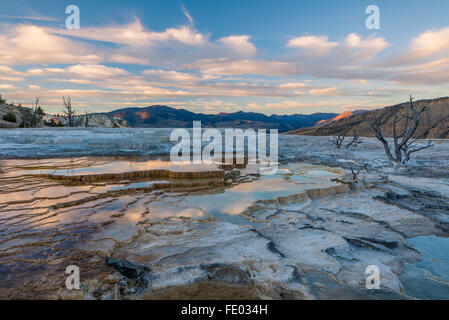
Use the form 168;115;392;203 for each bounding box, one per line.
170;163;343;223
1;128;448;173
401;235;449;299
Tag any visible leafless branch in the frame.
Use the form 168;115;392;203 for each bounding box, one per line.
84;110;90;128
350;167;360;181
367;95;447;166
346;135;361;149
329;125;350;149
62;96;76;127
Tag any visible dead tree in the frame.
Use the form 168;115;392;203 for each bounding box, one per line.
346;135;361;149
331;166;360;190
21;98;44;128
62;96;76;127
20;108;30;128
441;126;449;138
329;125;349;149
84;110;90;127
30;98;44;127
402;113;449;162
330;125;361;150
368;95;447;166
350;167;360;181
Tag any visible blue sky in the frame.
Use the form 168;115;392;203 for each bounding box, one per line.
0;0;448;115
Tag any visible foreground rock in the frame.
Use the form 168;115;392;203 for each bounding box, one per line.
1;135;449;300
81;178;443;300
16;160;445;300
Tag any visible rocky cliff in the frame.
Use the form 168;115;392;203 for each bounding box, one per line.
0;103;26;128
71;113;127;128
0;103;127;128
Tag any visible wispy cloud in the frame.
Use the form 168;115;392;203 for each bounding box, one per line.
0;14;61;22
288;33;388;62
181;4;194;27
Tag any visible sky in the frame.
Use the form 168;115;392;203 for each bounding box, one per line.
0;0;448;115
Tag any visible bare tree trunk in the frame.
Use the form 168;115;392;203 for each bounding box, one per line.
367;95;447;166
31;97;41;128
330;124;350;149
346;135;361;149
20;98;43;128
62;96;76;127
84;110;90;128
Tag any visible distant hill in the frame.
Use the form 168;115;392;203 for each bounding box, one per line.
315;110;368;126
288;97;449;139
106;105;337;132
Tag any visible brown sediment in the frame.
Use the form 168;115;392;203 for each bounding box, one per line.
140;281;260;300
45;168;225;183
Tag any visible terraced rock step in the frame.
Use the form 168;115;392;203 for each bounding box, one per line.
1;156;448;300
0;158;350;299
46;161;226;183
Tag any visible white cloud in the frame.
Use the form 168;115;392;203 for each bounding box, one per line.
26;67;66;75
287;35;338;56
1;17;449;114
192;58;299;76
67;65;129;79
24;64;129;79
0;65;25;82
219;35;257;57
0;65;25;76
0;24;101;65
287;33;388;62
0;84;15;89
309;87;340;96
410;27;449;59
278;82;307;89
49;17;207;47
342;33;388;61
142;69;203;82
3;18;255;66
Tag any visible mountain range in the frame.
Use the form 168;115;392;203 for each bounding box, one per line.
1;102;337;131
3;97;448;138
105;105;337;133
